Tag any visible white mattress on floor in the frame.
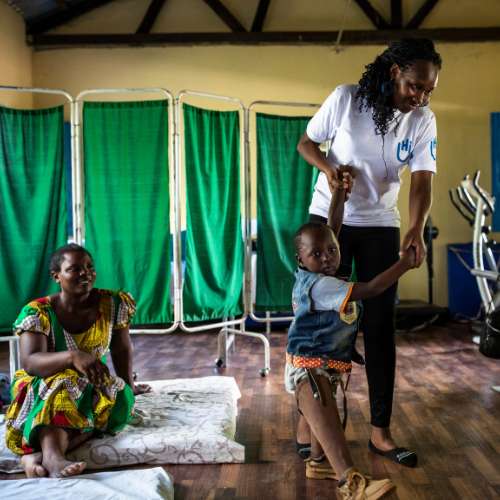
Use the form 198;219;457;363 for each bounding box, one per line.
0;376;244;474
0;467;173;500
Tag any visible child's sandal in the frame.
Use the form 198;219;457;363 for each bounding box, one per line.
305;455;338;480
296;441;311;459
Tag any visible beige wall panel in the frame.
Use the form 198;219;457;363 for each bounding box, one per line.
0;2;32;107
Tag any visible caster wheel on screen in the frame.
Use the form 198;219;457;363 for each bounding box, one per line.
215;358;225;368
259;368;270;377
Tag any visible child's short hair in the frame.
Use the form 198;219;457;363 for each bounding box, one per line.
49;243;94;273
294;222;335;252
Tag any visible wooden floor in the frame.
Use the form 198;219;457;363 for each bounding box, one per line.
1;322;499;499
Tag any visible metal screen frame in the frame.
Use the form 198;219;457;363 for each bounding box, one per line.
247;100;320;334
177;91;270;373
0;85;73;377
75;88;177;334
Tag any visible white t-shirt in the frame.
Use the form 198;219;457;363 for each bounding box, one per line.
307;84;437;227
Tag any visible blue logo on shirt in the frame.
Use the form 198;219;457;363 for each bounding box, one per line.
396;139;413;163
430;137;437;160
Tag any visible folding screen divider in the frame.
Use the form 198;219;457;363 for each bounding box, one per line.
247;101;319;335
75;88;177;334
177;91;270;375
0;85;73;376
0;87;322;378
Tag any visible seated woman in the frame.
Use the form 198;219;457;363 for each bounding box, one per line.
5;243;151;478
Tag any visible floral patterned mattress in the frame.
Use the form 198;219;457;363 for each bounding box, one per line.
0;376;244;473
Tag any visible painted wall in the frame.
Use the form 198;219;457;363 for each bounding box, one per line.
23;0;500;306
0;2;32;107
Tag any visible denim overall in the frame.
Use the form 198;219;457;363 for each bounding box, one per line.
287;268;361;362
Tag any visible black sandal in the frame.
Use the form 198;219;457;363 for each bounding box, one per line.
296;441;311;459
368;440;418;468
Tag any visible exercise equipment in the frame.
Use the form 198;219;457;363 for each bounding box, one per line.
449;172;499;314
449;170;500;391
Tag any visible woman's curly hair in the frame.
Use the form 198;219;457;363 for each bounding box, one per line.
356;39;442;136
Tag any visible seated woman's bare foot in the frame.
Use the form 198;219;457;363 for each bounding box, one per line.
21;452;47;478
42;455;86;478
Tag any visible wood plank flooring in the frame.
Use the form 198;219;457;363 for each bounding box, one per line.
1;322;499;499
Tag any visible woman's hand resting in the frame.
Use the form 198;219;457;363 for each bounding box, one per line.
71;350;110;386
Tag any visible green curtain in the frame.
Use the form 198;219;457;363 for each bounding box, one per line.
182;104;244;321
83;100;171;325
0;106;67;331
255;113;318;311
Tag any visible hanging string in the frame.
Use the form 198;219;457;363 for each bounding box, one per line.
334;0;353;54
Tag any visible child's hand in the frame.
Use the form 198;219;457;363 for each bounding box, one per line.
327;165;355;197
337;165;355;199
327;172;344;194
399;246;416;269
340;171;353;199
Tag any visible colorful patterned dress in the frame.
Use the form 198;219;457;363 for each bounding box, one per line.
5;289;136;455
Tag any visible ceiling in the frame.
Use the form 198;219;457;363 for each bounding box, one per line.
6;0;500;48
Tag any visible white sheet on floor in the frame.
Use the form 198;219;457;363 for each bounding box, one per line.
0;467;173;500
0;376;244;473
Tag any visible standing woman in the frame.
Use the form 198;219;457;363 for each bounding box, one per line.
297;39;441;466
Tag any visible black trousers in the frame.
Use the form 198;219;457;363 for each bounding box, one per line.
309;215;400;428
